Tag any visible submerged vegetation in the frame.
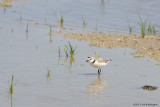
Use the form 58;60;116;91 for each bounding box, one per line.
134;55;144;58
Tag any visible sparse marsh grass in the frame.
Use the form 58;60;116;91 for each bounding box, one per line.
83;19;86;27
57;15;64;27
0;74;16;94
82;16;87;28
68;42;76;57
9;74;15;94
60;16;64;27
147;24;157;35
49;26;53;43
64;48;68;58
138;14;146;38
152;25;156;35
148;24;152;35
58;47;61;57
57;10;70;27
26;24;29;33
65;42;76;57
128;24;133;34
47;67;51;78
50;25;52;35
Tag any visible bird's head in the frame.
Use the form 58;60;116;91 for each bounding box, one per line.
86;56;94;63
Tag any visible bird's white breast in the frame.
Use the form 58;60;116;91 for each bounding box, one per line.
90;60;108;68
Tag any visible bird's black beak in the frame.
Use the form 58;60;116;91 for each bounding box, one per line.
86;60;88;62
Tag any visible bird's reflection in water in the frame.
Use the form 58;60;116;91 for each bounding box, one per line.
66;57;75;72
88;75;106;103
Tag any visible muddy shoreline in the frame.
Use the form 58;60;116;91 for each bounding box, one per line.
61;33;160;61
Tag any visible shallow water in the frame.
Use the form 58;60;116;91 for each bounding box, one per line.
0;0;160;107
0;0;160;34
0;23;160;107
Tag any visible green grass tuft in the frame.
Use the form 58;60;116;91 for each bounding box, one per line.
138;14;146;38
82;16;87;28
60;16;64;27
128;24;133;34
50;25;52;35
9;74;14;94
47;67;51;78
152;25;156;35
26;24;29;33
147;24;157;36
58;47;61;57
64;48;68;58
147;24;152;35
65;42;76;57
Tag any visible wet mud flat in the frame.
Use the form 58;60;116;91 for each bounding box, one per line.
63;33;160;61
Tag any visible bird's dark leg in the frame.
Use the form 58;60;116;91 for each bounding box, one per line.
99;68;101;72
98;68;101;75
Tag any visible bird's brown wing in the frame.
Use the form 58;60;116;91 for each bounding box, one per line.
95;57;110;63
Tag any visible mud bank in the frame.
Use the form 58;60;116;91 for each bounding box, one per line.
62;33;160;61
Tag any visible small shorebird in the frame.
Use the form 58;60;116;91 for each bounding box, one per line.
86;56;112;75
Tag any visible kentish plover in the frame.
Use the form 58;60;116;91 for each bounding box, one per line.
86;56;111;75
